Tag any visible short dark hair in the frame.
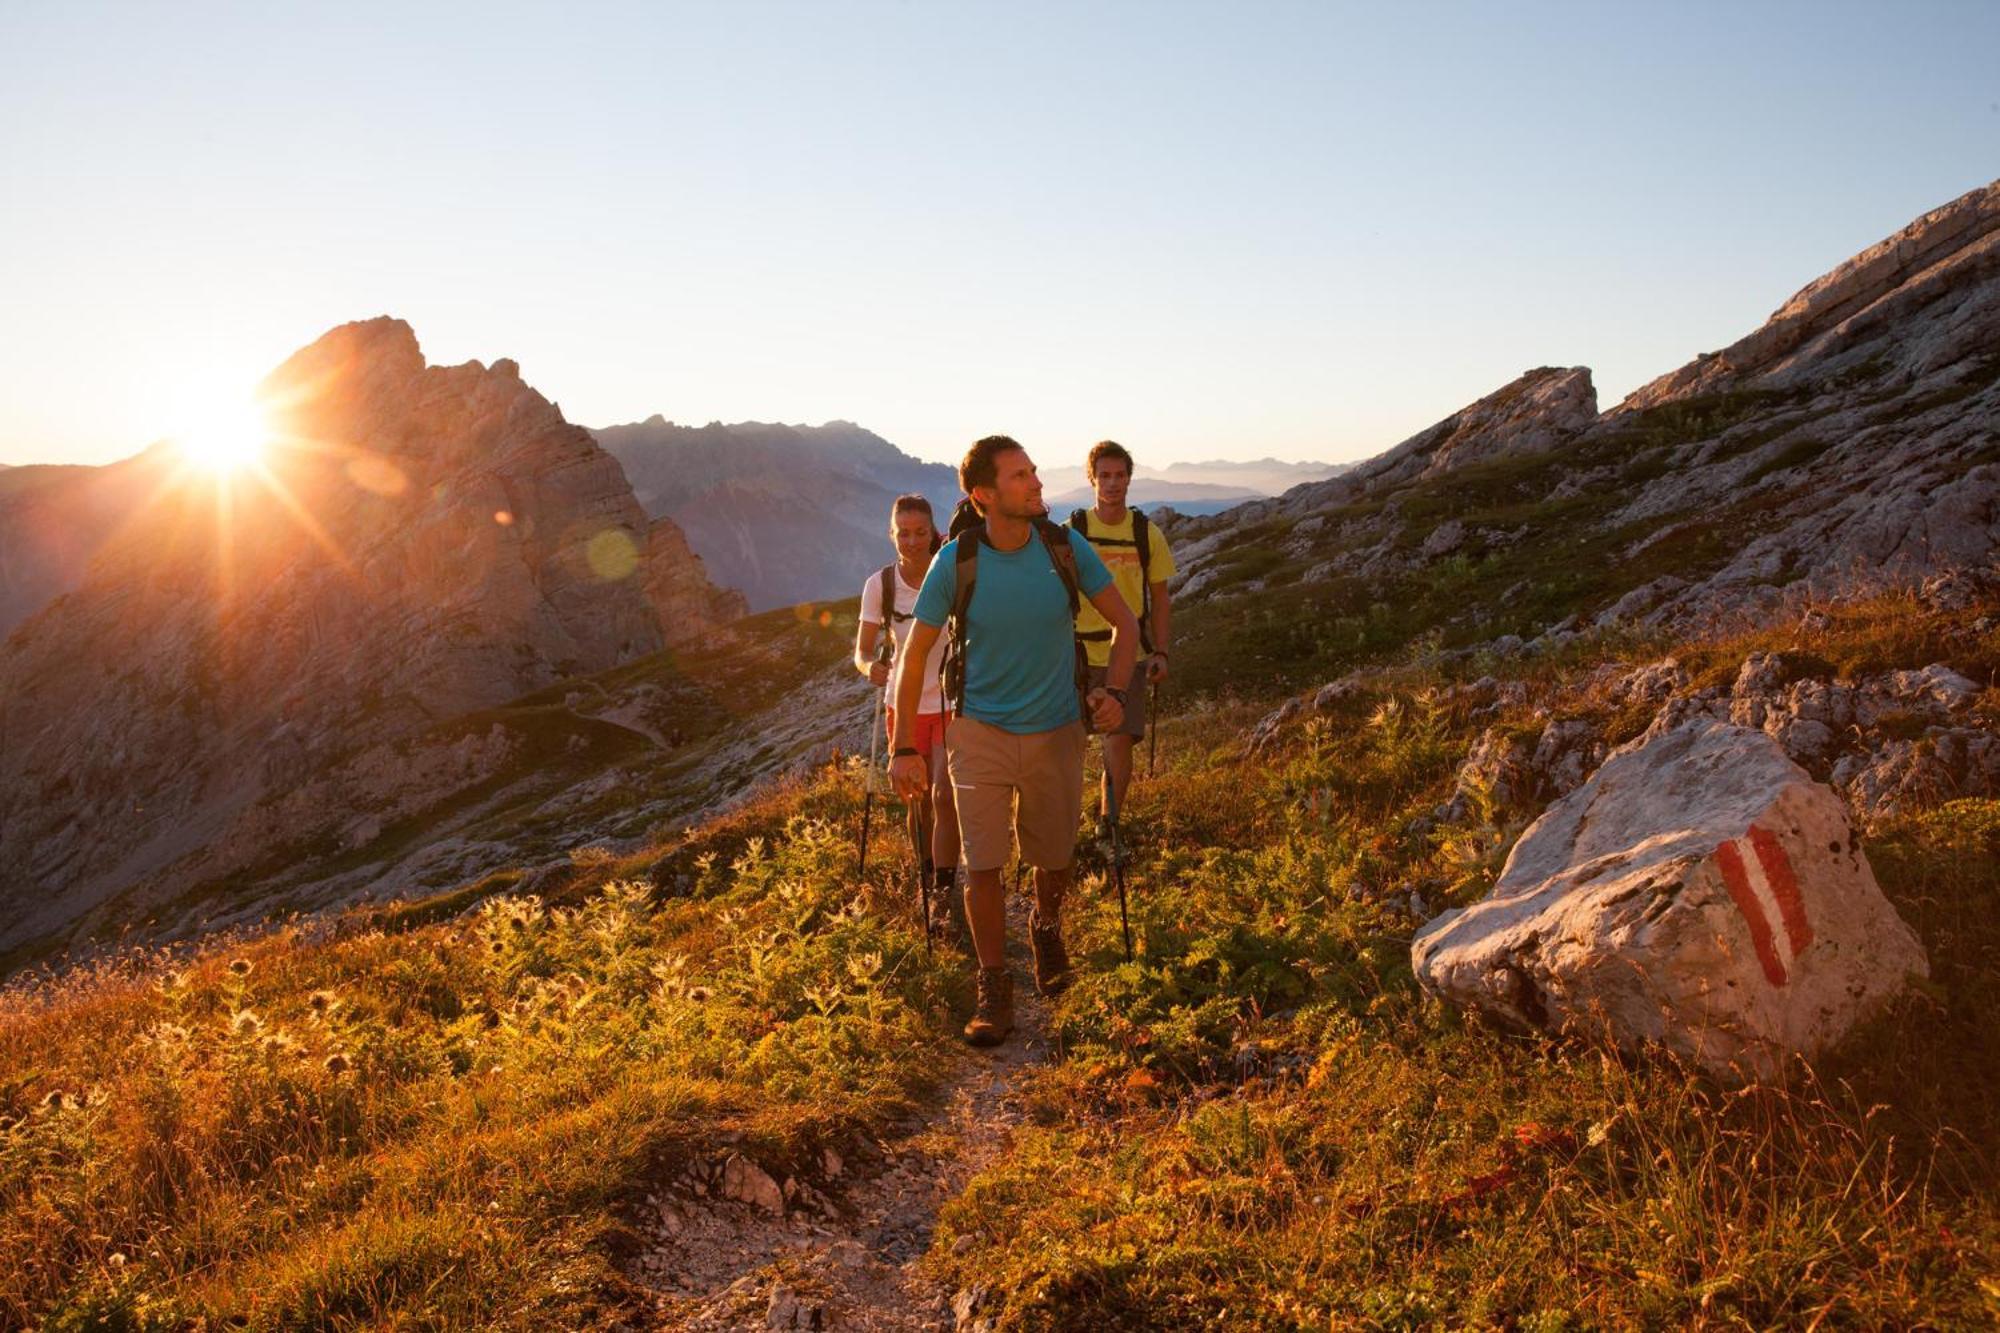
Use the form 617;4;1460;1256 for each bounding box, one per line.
1087;440;1133;476
890;493;940;553
959;435;1024;510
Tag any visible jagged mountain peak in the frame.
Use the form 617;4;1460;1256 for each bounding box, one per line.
0;318;743;960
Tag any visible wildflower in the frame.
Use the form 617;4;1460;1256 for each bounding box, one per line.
231;1010;264;1037
686;985;714;1002
228;958;254;977
40;1089;72;1112
324;1052;352;1075
107;1253;127;1270
307;989;339;1017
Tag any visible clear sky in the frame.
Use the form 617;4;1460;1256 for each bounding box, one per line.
2;1;1995;470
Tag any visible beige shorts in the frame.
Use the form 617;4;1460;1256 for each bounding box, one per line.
945;716;1087;873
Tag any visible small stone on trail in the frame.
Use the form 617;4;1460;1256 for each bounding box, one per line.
951;1233;976;1256
721;1153;787;1214
821;1147;843;1178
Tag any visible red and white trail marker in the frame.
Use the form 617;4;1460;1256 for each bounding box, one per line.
1715;826;1815;987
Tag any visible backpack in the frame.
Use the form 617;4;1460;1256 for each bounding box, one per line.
1068;507;1155;654
940;518;1093;729
946;496;983;541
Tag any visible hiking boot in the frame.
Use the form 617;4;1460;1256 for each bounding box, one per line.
1028;904;1071;996
964;966;1014;1047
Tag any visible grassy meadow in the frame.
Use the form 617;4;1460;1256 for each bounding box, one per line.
2;571;1997;1326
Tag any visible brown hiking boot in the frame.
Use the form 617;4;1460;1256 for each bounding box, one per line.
1028;905;1071;996
964;966;1014;1046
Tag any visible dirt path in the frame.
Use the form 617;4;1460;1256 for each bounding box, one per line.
626;896;1053;1331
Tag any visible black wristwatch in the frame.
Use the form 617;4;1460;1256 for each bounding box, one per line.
893;746;921;758
1103;686;1128;704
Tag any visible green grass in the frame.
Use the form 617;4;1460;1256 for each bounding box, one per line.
925;593;2000;1329
0;769;958;1329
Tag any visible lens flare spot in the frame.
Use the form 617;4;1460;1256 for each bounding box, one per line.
586;528;639;581
344;453;408;497
494;510;514;526
793;603;815;622
818;610;833;627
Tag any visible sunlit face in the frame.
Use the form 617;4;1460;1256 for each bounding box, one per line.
976;447;1046;521
174;396;271;475
1090;456;1131;508
892;507;936;563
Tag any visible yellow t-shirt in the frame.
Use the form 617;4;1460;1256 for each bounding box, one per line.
1070;509;1176;668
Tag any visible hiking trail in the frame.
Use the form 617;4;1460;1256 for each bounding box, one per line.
626;894;1055;1332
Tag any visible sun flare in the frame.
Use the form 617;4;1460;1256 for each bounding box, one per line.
175;396;272;474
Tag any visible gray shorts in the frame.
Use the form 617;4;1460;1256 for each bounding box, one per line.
1086;665;1147;738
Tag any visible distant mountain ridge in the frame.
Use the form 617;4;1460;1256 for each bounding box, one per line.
592;418;960;612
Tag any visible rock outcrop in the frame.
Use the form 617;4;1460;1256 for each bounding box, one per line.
1641;649;2000;826
0;318;740;958
1412;720;1928;1078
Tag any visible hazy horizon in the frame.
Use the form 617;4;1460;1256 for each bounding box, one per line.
3;1;1996;471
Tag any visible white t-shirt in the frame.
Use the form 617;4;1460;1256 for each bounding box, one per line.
860;563;947;715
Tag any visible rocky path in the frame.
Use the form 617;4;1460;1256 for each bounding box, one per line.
627;897;1053;1331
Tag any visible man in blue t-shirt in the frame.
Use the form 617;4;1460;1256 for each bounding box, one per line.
890;436;1140;1047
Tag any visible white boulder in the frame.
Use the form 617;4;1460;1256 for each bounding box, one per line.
1412;719;1927;1078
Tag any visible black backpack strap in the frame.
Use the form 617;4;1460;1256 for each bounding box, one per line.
941;526;984;713
878;564;911;625
1131;508;1153;653
1033;518;1094;727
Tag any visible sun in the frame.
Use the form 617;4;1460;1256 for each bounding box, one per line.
175;396;272;474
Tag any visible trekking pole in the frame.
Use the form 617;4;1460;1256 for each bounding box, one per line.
908;790;934;958
856;638;893;880
1107;771;1134;964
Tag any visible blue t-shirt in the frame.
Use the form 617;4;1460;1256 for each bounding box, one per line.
914;524;1114;734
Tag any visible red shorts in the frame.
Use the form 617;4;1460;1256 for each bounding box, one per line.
887;708;950;757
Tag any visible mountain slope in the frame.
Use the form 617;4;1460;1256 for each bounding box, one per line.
0;318;741;961
0;450;179;640
593;418;960;611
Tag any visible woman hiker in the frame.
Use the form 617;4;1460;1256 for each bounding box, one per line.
855;493;966;945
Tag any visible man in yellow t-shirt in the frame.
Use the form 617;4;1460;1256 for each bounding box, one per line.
1069;440;1174;835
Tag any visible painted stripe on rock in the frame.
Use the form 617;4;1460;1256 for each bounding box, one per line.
1715;838;1788;986
1748;824;1814;957
1714;826;1814;987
